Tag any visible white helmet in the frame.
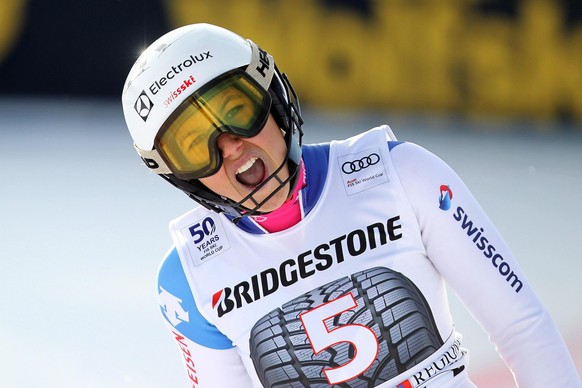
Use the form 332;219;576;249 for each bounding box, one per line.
122;23;303;219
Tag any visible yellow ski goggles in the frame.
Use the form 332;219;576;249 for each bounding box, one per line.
155;69;272;180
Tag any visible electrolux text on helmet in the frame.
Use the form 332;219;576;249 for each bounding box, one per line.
149;51;214;95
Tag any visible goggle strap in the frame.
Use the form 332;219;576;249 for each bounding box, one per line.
134;145;173;174
245;40;275;90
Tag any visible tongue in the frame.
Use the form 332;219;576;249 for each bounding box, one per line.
236;158;265;187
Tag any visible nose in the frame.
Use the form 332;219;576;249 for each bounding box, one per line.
216;133;243;160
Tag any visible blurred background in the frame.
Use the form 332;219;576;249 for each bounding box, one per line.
1;0;581;387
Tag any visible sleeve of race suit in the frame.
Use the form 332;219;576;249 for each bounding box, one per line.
389;141;581;387
157;247;254;387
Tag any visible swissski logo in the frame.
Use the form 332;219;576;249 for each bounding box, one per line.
134;90;154;122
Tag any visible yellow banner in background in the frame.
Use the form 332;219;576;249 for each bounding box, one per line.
167;0;582;120
0;0;28;63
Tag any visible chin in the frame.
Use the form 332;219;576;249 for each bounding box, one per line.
248;200;281;213
244;193;286;213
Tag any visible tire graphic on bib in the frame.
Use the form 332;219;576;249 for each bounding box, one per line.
249;267;443;387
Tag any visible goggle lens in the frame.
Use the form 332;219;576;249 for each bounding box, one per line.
156;70;271;180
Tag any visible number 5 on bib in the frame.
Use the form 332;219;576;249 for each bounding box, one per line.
300;292;379;383
249;267;444;387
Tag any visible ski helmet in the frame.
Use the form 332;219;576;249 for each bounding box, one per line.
122;23;303;219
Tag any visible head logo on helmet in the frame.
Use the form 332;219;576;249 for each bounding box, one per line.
255;47;270;78
134;90;154;122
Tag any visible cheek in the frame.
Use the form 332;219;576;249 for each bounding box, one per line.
199;170;231;194
257;119;287;159
272;136;288;163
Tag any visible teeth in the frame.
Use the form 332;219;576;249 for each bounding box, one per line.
236;157;257;175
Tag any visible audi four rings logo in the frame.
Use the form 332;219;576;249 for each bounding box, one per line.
341;153;381;174
134;90;154;122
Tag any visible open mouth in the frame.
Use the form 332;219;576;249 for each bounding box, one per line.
235;157;266;187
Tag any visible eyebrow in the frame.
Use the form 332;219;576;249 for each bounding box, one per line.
218;86;247;114
220;94;236;114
